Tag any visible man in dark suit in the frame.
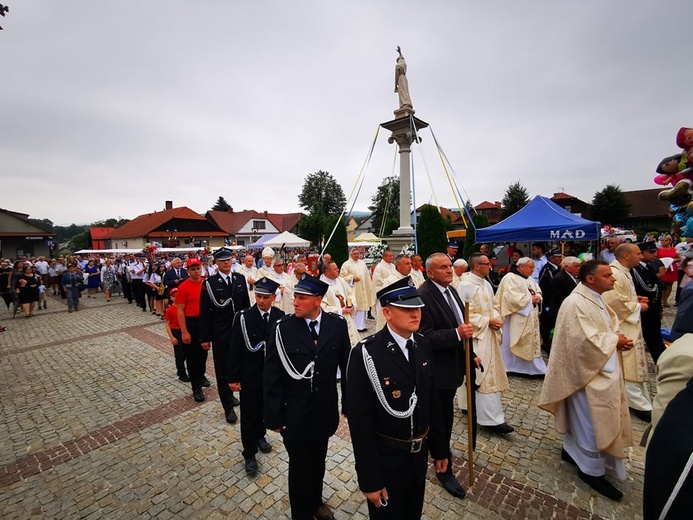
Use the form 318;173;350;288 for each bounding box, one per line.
538;249;562;352
264;274;351;520
164;257;188;293
228;277;284;474
347;276;449;519
199;247;250;424
418;252;476;499
549;256;581;329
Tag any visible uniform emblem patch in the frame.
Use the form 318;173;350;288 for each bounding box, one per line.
392;390;401;399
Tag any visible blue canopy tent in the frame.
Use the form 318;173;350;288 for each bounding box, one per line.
476;196;601;243
247;233;279;249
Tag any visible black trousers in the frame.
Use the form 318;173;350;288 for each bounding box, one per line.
283;438;329;520
539;312;554;352
211;338;236;414
240;387;265;459
121;279;133;302
183;317;208;392
642;312;666;364
438;388;456;475
131;279;146;309
171;329;187;377
366;449;427;520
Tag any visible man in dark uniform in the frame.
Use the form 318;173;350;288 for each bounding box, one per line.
418;252;476;499
445;241;459;263
485;252;500;294
632;241;666;363
347;276;449;519
264;274;351;520
199;247;250;424
538;248;562;352
228;277;284;474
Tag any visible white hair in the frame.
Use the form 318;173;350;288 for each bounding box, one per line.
453;259;468;267
561;256;581;267
516;257;534;267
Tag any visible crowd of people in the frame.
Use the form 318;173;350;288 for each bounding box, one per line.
3;233;693;519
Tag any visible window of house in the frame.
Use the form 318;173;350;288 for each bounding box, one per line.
252;220;266;230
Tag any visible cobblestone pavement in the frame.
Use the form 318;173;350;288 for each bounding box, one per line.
0;292;673;519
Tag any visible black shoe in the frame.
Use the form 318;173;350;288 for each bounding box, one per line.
486;422;515;434
630;408;652;423
193;390;205;402
257;438;272;453
578;470;623;501
436;472;466;499
201;377;211;388
178;374;190;383
230;395;240;407
225;409;238;424
244;456;258;474
561;448;577;466
367;313;375;320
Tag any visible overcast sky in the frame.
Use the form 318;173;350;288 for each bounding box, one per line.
2;1;690;225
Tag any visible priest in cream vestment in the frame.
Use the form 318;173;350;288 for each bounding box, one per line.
320;261;361;346
495;257;547;376
339;248;375;331
374;254;413;332
539;261;633;501
456;255;513;433
601;244;652;416
237;254;259;305
371;250;397;331
281;262;306;314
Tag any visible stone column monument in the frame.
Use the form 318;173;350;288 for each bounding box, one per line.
380;46;428;250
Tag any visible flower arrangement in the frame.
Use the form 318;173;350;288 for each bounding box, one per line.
366;243;386;260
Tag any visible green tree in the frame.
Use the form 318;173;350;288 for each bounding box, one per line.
298;170;346;217
323;216;348;267
298;212;327;246
211;196;232;212
368;176;400;235
416;204;448;262
591;184;630;226
464;214;490;259
67;231;90;252
501;181;530;219
383;217;399;237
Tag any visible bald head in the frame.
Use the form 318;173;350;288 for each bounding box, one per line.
615;243;641;268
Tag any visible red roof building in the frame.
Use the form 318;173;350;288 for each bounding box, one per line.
206;209;303;246
549;192;592;219
106;202;228;249
474;201;503;224
89;227;116;250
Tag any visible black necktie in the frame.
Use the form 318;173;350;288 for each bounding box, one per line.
262;312;269;329
444;288;463;326
405;339;417;374
309;320;319;344
176;269;180;278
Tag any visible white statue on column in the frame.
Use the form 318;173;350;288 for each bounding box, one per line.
394;46;413;110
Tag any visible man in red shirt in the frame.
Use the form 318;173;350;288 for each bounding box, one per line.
175;258;208;402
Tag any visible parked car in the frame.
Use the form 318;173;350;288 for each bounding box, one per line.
612;230;638;243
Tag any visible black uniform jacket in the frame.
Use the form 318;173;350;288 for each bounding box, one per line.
538;263;559;308
228;305;285;389
631;262;662;315
418;279;476;390
263;311;351;441
346;328;448;493
199;272;250;344
163;267;188;290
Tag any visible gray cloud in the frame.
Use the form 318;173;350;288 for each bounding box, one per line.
1;1;691;224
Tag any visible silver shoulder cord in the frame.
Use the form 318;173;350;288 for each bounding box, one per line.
361;342;418;442
240;312;265;353
632;267;658;294
659;451;693;520
275;322;315;390
205;279;236;312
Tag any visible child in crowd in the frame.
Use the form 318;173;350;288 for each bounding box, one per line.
163;288;189;382
38;283;47;310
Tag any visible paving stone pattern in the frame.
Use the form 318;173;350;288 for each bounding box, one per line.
0;291;670;519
